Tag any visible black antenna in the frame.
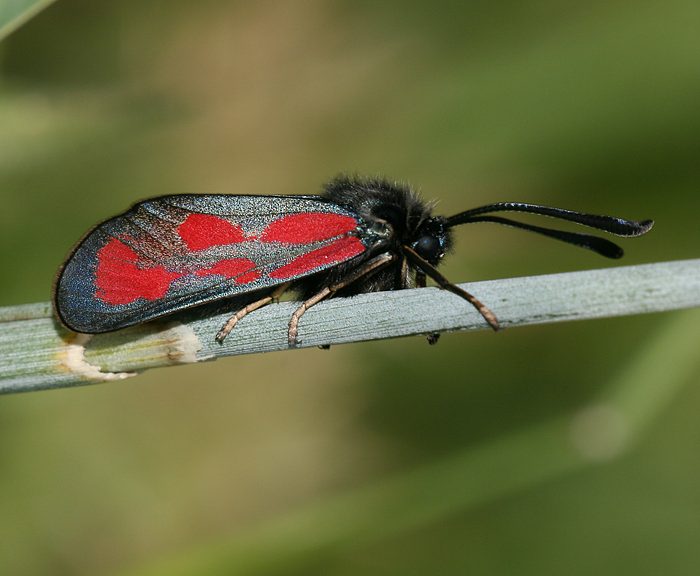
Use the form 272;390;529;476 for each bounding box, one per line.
446;202;653;259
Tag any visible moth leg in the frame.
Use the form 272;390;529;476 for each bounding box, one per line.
287;287;332;347
288;253;395;347
216;282;291;344
404;246;500;331
415;269;440;345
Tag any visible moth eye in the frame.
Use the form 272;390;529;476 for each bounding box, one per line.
413;235;443;262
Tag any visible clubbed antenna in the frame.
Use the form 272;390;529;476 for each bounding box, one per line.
446;202;653;258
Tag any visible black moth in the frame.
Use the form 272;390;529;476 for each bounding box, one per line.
53;175;654;347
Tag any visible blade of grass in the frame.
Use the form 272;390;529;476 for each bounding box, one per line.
0;259;698;394
0;0;57;42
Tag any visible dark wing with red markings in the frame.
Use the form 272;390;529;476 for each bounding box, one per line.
54;195;368;333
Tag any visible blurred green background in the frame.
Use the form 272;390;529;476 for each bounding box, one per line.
1;1;699;574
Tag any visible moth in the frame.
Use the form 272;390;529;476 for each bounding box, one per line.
54;175;654;345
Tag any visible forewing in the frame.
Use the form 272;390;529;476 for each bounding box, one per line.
54;195;367;333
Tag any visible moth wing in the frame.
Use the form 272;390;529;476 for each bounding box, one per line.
54;195;367;333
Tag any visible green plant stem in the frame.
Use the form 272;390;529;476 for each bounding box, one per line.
0;0;58;41
0;259;698;395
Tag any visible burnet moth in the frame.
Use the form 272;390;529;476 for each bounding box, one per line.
54;175;654;346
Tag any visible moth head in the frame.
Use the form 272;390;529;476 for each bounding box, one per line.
409;217;452;266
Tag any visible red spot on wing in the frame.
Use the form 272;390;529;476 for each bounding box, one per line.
178;213;246;251
270;236;365;280
95;238;183;305
260;212;358;244
194;258;261;284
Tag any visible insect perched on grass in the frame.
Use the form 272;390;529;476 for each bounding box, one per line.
54;175;653;346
